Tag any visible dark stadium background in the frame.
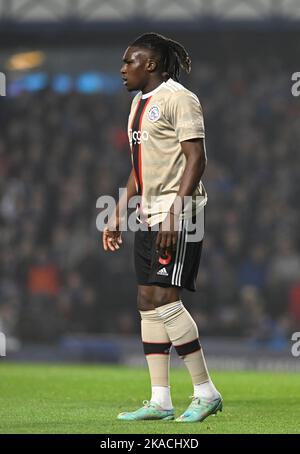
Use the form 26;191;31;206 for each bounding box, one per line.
0;0;300;370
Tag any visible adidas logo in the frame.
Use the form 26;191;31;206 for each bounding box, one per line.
157;267;169;276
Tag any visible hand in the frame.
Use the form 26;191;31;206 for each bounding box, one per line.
103;227;123;251
155;212;179;254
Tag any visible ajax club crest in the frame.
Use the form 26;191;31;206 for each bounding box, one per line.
148;105;160;122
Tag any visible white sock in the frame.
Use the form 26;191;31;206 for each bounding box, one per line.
193;380;220;400
151;386;173;410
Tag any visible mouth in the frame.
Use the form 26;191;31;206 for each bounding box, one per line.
122;77;128;85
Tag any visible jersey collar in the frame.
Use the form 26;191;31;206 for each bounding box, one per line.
141;80;167;99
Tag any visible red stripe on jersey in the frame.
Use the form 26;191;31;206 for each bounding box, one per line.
137;97;152;196
129;99;141;190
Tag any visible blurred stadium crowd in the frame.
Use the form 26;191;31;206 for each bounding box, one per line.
0;56;300;347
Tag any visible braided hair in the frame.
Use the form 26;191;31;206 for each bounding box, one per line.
130;32;191;82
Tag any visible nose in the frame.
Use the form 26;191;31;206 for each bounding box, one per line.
120;64;126;75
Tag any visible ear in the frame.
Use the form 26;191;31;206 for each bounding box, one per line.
147;58;158;73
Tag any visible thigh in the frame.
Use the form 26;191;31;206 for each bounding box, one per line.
137;284;182;311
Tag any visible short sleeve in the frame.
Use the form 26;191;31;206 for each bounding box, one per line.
167;91;205;142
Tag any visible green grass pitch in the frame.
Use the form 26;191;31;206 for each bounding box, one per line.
0;363;299;434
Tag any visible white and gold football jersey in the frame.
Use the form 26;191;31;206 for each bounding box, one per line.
127;78;207;226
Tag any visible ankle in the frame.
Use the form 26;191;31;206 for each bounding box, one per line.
193;380;220;400
151;386;173;410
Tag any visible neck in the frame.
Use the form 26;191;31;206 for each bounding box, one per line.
142;76;165;94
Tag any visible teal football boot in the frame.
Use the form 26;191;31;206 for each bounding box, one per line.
175;396;223;423
117;400;175;421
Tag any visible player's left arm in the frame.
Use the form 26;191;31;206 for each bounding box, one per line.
175;137;207;205
156;138;207;252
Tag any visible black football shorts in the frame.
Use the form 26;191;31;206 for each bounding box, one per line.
134;209;204;292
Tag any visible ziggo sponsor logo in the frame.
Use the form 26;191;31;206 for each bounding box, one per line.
129;129;149;145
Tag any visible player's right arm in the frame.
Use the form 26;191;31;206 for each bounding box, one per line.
102;168;137;252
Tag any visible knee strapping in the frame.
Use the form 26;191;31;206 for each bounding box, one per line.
140;309;171;355
156;301;201;356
